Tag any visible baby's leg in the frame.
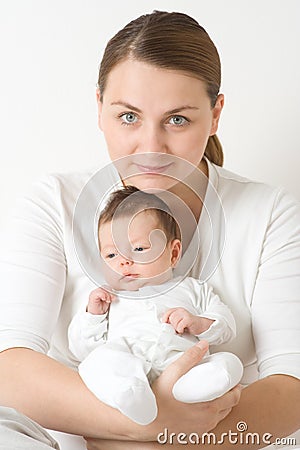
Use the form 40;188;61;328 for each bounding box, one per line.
172;351;243;402
78;342;157;425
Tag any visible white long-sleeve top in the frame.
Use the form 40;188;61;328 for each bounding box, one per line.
0;160;299;384
68;277;236;362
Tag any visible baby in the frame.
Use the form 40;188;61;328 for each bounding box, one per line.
68;186;243;425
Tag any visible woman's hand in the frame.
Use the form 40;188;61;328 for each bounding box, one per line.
146;341;241;439
84;341;242;449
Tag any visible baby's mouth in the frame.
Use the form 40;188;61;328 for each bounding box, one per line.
122;273;139;279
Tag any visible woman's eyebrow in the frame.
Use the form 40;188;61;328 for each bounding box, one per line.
165;106;200;115
111;101;142;113
110;101;199;115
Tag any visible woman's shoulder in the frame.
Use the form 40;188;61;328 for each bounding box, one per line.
214;164;275;195
42;169;99;195
27;164;120;206
26;169;95;199
213;163;297;207
212;163;300;228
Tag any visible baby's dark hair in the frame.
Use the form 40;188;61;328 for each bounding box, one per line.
99;186;181;242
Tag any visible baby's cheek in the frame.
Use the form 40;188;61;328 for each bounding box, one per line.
103;262;121;282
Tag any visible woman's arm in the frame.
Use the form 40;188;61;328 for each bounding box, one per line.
85;374;300;449
0;342;241;440
0;348;134;439
205;374;300;448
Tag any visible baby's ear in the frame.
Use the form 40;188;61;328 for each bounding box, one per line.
170;239;182;268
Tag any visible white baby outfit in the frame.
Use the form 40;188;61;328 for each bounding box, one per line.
68;276;243;424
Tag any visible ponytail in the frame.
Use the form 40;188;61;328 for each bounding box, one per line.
204;134;224;166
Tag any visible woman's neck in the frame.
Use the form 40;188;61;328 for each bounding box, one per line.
168;159;208;223
164;159;208;253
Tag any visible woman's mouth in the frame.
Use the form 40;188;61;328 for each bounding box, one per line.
135;163;173;174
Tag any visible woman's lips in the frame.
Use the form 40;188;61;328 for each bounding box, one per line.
135;163;173;174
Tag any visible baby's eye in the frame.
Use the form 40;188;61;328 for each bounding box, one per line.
134;247;145;252
120;112;138;125
106;253;117;259
168;115;189;126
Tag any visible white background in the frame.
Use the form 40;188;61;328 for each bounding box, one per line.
0;0;300;230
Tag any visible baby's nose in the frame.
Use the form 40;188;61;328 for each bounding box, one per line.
119;257;133;266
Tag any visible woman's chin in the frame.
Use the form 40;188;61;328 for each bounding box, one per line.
123;174;178;192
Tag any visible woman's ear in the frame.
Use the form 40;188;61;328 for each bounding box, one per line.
170;239;182;268
210;93;224;136
96;88;103;130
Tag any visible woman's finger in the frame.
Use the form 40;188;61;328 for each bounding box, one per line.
212;384;242;413
217;406;233;423
162;340;209;385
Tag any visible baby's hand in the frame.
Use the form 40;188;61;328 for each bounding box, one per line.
162;307;214;335
87;287;116;315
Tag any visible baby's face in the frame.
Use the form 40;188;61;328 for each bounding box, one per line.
99;211;181;291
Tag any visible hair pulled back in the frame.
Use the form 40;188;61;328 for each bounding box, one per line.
98;10;223;166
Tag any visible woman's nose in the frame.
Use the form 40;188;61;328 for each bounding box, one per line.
138;124;167;153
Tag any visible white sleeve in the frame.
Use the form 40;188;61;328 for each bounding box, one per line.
68;309;108;361
0;176;66;354
194;282;236;345
251;189;300;380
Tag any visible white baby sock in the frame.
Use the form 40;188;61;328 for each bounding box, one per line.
78;345;157;425
172;351;243;402
114;377;158;425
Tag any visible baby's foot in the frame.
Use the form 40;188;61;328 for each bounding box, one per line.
172;352;243;402
114;377;158;425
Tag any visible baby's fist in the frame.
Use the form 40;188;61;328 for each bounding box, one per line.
162;307;195;334
87;287;116;315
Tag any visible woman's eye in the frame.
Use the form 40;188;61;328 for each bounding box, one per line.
120;112;138;125
169;115;188;126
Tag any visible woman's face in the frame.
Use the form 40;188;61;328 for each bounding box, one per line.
97;59;223;190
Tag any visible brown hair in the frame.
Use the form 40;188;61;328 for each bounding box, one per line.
99;186;181;243
97;10;223;166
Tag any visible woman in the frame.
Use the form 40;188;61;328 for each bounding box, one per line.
0;10;299;450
